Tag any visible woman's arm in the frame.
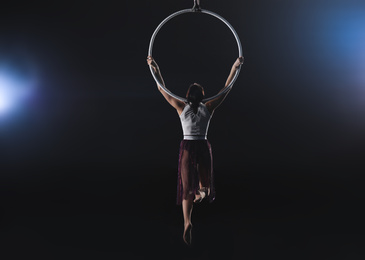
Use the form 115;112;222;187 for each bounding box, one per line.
147;56;185;112
205;57;244;114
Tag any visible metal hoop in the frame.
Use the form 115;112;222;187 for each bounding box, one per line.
148;8;242;103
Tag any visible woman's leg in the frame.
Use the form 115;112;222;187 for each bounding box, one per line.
182;195;193;244
180;149;194;244
194;143;211;202
193;164;209;202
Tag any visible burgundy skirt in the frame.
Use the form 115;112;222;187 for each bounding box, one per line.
176;139;215;205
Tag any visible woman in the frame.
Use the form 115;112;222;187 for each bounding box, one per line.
147;55;244;245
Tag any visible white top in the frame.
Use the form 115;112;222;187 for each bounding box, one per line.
179;103;212;140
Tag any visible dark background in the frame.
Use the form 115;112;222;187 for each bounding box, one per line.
1;0;365;259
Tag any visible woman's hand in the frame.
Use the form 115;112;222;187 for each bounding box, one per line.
233;56;244;69
147;56;158;71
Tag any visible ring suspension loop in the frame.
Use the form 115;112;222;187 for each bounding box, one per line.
148;0;242;103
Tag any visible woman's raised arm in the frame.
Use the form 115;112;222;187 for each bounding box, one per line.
147;56;185;112
205;57;244;114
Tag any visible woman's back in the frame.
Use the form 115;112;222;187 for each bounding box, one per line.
179;103;212;140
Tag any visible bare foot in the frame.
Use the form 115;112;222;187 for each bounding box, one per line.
183;223;193;245
193;193;201;203
194;189;206;203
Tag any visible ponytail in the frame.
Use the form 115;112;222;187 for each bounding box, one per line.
187;83;204;114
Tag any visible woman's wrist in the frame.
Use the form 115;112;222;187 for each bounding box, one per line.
152;66;159;73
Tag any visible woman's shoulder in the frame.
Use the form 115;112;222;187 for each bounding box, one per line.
200;102;212;116
178;102;189;116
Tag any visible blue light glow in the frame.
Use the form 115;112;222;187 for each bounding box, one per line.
297;3;365;118
317;6;365;85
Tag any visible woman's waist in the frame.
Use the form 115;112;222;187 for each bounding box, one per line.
183;135;207;140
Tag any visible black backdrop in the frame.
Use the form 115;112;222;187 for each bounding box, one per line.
1;1;365;259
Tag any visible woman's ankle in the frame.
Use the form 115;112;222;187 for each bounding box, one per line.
184;221;192;227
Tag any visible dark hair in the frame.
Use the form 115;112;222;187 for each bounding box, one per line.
186;83;205;114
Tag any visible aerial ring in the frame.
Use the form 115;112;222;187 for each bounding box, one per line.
148;8;242;103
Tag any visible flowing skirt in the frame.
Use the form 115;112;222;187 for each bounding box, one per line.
176;139;215;205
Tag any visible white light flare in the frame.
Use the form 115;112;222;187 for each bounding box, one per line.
0;69;36;118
